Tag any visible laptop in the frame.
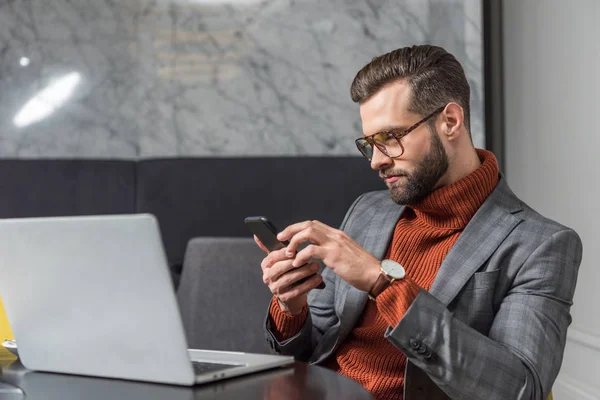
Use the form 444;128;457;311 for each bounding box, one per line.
0;214;293;386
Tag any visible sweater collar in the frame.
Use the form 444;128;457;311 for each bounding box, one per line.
408;149;499;229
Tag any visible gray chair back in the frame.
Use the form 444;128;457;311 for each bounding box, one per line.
176;237;273;353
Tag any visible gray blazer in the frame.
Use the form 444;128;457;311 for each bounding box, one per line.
264;177;582;400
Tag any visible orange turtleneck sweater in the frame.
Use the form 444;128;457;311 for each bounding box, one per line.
269;149;499;400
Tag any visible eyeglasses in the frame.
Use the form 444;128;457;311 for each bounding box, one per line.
355;106;445;161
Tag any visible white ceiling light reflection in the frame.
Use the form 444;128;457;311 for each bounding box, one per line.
19;57;30;67
13;72;82;128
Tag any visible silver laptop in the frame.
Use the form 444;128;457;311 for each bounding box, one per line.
0;214;293;386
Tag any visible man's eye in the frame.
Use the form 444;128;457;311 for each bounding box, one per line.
374;132;397;144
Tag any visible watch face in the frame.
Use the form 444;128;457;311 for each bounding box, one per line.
381;260;405;279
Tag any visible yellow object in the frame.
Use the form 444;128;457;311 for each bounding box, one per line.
0;297;13;341
0;296;16;362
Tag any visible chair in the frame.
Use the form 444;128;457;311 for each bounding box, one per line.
176;237;273;354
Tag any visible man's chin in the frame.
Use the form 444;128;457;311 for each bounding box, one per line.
387;180;423;204
387;186;408;205
389;193;407;205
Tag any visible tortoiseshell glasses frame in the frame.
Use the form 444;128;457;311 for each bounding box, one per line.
355;106;445;161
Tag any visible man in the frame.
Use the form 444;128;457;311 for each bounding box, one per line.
255;45;582;400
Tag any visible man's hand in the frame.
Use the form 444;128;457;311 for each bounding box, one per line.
277;220;381;293
255;235;323;315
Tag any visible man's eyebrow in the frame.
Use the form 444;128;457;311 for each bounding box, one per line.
372;125;409;133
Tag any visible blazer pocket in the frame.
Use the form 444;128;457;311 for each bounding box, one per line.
452;270;500;335
462;269;500;292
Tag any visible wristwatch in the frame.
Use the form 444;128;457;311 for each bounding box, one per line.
368;259;406;300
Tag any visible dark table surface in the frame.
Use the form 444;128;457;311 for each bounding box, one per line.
0;360;373;400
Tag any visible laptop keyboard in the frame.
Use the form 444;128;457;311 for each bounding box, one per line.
191;361;239;375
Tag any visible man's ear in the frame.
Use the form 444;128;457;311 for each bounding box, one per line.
440;102;464;141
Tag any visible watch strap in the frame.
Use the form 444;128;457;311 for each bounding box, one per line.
368;267;394;300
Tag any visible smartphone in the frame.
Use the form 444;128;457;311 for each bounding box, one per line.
244;216;325;289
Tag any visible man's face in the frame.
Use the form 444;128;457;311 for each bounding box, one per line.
359;81;449;204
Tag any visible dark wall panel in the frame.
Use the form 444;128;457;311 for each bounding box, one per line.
0;160;136;217
136;157;385;264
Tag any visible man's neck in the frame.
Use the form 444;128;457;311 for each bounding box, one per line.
439;147;482;188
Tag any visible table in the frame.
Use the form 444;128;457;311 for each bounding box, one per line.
0;360;373;400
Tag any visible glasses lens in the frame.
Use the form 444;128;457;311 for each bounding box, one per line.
356;139;373;160
373;133;404;158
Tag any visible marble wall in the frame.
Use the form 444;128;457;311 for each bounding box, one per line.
0;0;484;158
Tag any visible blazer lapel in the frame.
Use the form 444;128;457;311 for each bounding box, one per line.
337;200;406;337
429;178;524;306
362;201;407;260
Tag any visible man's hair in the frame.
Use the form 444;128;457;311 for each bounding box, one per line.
350;45;471;131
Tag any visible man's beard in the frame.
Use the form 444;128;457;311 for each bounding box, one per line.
381;129;449;205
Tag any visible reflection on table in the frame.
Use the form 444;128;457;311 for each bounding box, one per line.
0;360;373;400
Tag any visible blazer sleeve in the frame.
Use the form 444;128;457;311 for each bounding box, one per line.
263;193;367;361
384;228;583;400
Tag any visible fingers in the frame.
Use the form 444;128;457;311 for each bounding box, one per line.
293;244;327;268
254;235;270;253
276;220;315;242
264;255;311;283
272;267;324;304
260;247;293;271
265;261;319;293
281;220;332;255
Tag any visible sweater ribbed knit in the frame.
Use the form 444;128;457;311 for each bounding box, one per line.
269;149;499;400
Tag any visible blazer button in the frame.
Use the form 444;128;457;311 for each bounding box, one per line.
416;345;428;355
409;338;421;349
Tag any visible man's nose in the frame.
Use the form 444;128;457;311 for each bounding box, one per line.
370;146;393;171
